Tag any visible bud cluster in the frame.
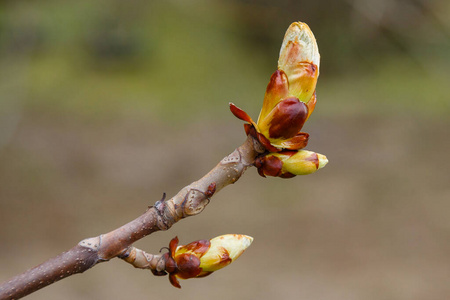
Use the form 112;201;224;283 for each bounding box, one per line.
230;22;328;177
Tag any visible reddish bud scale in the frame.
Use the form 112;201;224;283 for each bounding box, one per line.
164;235;253;288
229;103;254;124
256;132;280;153
172;253;202;279
166;237;212;288
181;239;211;254
240;112;280;153
258;70;290;121
255;149;328;178
279;132;309;150
255;150;297;178
164;253;177;274
266;97;308;139
230;84;310;152
229;22;328;176
306;92;317;120
255;155;283;177
304;152;320;169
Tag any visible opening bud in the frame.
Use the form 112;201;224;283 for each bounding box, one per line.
255;150;328;178
165;234;253;288
278;22;320;104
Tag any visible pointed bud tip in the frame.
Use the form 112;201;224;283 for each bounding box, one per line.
317;153;328;169
237;234;253;249
199;234;253;272
279;22;320;68
210;234;253;256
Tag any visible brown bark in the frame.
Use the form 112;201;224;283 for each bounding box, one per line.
0;245;98;300
0;135;263;300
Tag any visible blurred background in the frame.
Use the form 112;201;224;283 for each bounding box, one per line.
1;0;449;299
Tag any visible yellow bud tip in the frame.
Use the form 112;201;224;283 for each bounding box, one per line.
279;22;320;68
317;153;328;169
200;234;253;272
209;234;253;260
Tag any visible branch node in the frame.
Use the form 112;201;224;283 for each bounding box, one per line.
154;198;172;230
180;188;210;217
147;192;167;211
220;148;241;165
155;255;167;274
251;136;267;154
78;236;101;252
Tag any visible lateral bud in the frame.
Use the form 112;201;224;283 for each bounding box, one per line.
163;234;253;288
255;150;328;178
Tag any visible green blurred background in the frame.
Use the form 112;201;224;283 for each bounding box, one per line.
1;0;449;299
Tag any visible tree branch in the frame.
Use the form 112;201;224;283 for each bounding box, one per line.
1;21;327;299
0;135;263;300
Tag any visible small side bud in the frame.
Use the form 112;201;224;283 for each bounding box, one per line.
255;150;328;178
165;234;253;288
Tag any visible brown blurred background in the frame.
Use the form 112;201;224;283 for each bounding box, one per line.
1;0;449;299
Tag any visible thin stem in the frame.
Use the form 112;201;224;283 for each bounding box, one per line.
119;247;165;273
0;135;263;300
0;245;98;300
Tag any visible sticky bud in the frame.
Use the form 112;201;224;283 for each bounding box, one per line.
199;234;253;272
255;150;328;178
278;22;320;104
165;234;253;288
230;22;321;152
